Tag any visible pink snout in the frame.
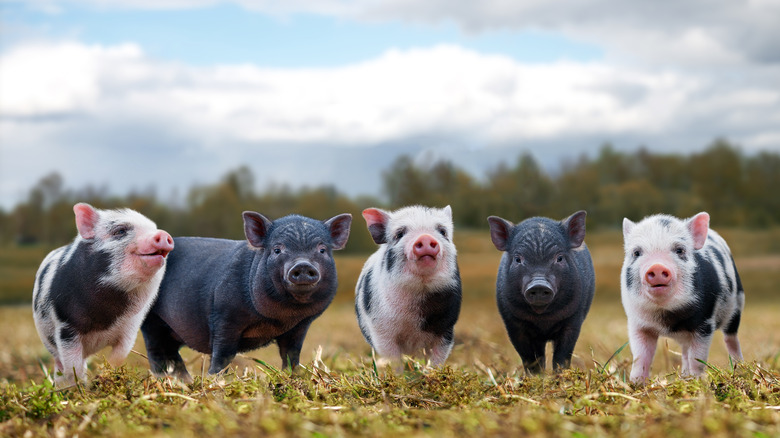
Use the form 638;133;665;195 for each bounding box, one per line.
645;263;672;287
151;230;174;257
140;230;174;259
412;234;440;260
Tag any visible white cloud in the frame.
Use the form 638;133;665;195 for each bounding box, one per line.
2;5;779;209
1;41;726;146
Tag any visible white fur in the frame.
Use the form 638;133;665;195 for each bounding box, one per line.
32;206;168;387
356;205;459;366
621;213;743;383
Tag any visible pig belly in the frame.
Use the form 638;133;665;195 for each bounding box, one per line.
237;324;284;352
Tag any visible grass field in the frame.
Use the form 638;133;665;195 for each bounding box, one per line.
1;228;780;436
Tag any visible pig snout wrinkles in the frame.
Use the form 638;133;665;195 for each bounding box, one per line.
524;278;555;306
645;263;672;287
412;234;440;259
287;261;321;286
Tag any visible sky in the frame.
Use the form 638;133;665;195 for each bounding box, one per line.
1;0;779;210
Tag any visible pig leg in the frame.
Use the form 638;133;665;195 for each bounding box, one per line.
628;326;658;383
141;314;192;382
685;334;714;377
724;311;743;362
426;332;455;367
551;322;583;371
56;339;87;387
208;320;246;375
276;317;314;371
506;325;546;373
107;327;139;367
724;334;743;363
680;343;691;376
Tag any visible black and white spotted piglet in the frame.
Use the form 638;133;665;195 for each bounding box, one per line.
32;203;174;386
621;212;744;383
355;205;462;367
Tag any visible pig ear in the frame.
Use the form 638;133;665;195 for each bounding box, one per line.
687;212;710;250
563;210;587;249
362;208;390;245
324;213;352;251
442;205;453;219
243;211;273;248
622;218;636;238
487;216;513;252
74;203;99;239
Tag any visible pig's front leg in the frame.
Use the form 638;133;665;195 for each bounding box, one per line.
426;331;455;367
209;322;243;375
276;317;315;371
551;321;583;371
56;337;87;387
506;323;546;374
686;333;714;377
107;321;141;367
628;326;658;384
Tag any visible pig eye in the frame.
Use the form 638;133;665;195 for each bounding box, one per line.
318;245;327;254
675;247;686;257
437;226;448;239
111;225;129;238
394;227;407;241
273;247;282;255
556;254;564;263
514;256;524;264
633;249;642;258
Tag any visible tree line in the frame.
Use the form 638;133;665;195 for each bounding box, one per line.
2;139;778;252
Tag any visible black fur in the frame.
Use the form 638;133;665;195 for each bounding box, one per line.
384;247;396;272
361;269;374;314
33;260;51;313
141;213;350;379
656;251;741;338
50;241;130;335
59;325;77;343
420;271;463;337
490;213;595;373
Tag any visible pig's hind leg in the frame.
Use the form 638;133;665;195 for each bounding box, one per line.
140;313;192;382
723;310;743;363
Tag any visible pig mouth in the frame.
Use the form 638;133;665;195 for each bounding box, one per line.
646;284;673;299
414;254;438;269
136;249;170;267
139;249;171;258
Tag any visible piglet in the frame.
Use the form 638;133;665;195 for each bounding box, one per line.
355;205;462;367
32;203;174;386
141;212;352;382
621;212;744;383
488;211;594;373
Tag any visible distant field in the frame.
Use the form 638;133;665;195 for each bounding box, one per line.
2;228;780;436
